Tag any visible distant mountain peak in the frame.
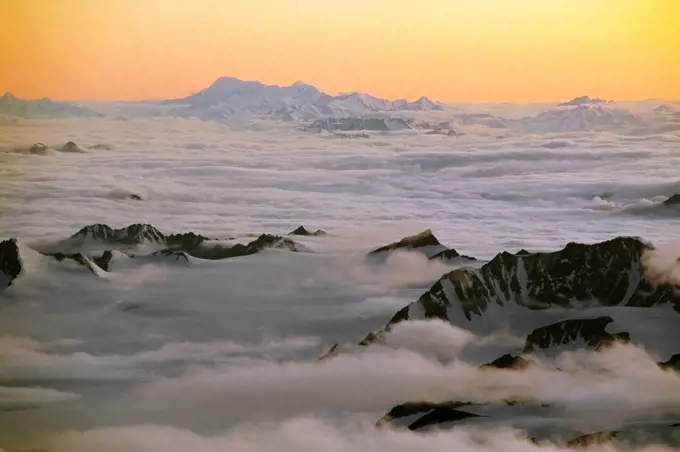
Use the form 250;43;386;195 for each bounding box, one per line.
558;95;615;107
0;92;100;118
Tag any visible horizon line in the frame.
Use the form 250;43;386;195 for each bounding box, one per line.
3;74;680;106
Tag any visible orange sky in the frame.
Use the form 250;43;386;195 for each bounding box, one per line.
2;0;679;103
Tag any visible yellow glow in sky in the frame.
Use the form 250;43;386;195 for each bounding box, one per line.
2;0;679;102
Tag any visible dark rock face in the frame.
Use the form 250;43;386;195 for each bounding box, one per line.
50;252;108;275
377;401;480;430
405;407;482;431
289;226;326;236
429;249;477;262
72;224;166;246
368;229;444;255
92;250;114;271
516;249;532;256
659;354;680;370
0;239;22;288
386;237;680;325
166;232;210;253
190;234;299;260
662;194;680;206
567;430;618;448
125;194;143;201
150;249;190;262
523;317;630;353
481;354;530;370
377;354;529;430
317;344;340;361
65;224;299;261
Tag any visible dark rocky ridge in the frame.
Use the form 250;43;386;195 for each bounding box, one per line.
382;236;680;327
71;224;167;246
662;194;680;206
289;226;326;236
0;239;22;288
69;224;296;255
188;234;299;260
376;354;534;430
480;353;530;370
522;317;630;353
428;249;477;262
149;250;190;262
368;229;475;260
46;224;302;264
51;251;112;274
368;229;442;254
659;354;680;370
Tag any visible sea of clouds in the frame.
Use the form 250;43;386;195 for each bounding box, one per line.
1;110;680;450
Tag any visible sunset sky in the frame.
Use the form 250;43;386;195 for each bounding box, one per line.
3;0;679;103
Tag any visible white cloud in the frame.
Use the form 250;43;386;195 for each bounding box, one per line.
2;113;680;450
36;418;678;452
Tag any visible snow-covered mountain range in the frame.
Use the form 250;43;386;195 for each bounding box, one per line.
4;79;679;135
162;77;444;121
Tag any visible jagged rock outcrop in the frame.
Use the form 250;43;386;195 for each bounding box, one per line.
377;401;482;431
50;251;112;275
376;354;531;430
659;354;680;371
381;237;680;326
368;229;448;257
0;239;22;288
522;317;630;353
289;226;326;236
317;344;339;361
480;354;530;370
166;232;211;253
125;194;142;201
51;250;112;274
149;249;190;262
662;194;680;206
429;249;477;262
71;224;166;246
189;234;299;260
62;224;300;261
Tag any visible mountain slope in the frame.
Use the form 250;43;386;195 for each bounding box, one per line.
382;237;679;328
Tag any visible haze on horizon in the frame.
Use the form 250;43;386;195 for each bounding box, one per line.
3;0;679;103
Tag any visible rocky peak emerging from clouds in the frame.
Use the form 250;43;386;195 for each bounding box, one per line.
71;223;166;245
289;226;326;236
384;236;679;327
367;229;450;258
522;316;630;354
0;239;22;288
